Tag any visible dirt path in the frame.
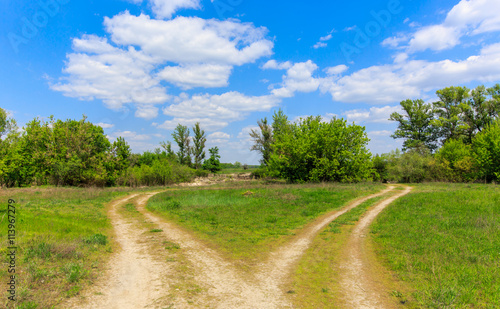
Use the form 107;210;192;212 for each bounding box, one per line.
65;185;410;308
337;186;412;309
63;194;172;309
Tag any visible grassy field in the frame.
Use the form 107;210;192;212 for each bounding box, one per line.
371;183;500;308
147;182;385;262
0;186;153;309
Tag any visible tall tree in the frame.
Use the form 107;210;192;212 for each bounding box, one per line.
432;86;470;143
172;124;191;166
389;99;439;152
249;117;273;166
192;122;206;169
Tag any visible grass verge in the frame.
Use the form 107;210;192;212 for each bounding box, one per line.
147;182;385;262
371;183;500;308
0;186;154;309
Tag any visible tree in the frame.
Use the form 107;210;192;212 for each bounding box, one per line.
250;117;273;166
268;115;373;183
389;99;439;152
202;147;221;173
172;124;191;166
432;86;470;143
473;119;500;182
192;122;206;169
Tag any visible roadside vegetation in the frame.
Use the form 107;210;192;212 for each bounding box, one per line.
0;187;145;309
371;183;500;308
147;182;385;262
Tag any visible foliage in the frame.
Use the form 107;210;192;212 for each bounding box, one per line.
172;124;192;166
473;119;500;182
249;117;273;166
431;139;476;182
389;99;439;152
202;147;222;173
386;149;432;183
268;114;373;183
192;122;206;169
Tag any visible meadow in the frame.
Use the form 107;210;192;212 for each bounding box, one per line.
371;183;500;308
147;182;385;262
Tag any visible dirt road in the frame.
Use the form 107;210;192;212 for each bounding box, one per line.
65;185;410;308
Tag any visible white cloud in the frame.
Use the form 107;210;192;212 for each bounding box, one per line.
320;42;500;103
313;42;327;49
262;60;293;70
320;34;333;41
392;0;500;53
208;131;231;144
158;64;232;89
157;118;229;131
325;65;348;75
342;106;401;124
209;132;230;139
109;130;152;141
160;91;280;131
96;122;115;129
51;12;273;119
105;13;273;66
271;60;320;98
369;130;393;137
148;0;201;19
408;25;461;53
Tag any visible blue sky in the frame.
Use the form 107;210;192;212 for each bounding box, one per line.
2;0;500;164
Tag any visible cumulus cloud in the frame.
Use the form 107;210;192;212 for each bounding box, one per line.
342;106;402;124
320;42;500;103
159;92;280;131
51;12;273;119
262;60;293;70
271;60;320;98
391;0;500;53
148;0;201;19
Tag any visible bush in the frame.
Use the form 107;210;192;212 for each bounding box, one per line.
473;119;500;182
386;149;432;183
432;139;476;182
251;167;267;179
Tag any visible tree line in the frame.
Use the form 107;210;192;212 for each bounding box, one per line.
0;112;221;187
249;84;500;184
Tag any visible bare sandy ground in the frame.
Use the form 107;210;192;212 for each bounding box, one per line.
64;185;410;308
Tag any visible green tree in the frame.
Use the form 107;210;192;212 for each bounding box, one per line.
389;99;439;152
172;124;191;166
433;86;470;143
202;147;221;173
192;122;206;169
268;115;373;183
473;119;500;182
250;117;273;166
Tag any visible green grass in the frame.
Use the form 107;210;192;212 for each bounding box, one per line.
0;186;154;309
289;192;394;308
147;182;385;261
371;183;500;308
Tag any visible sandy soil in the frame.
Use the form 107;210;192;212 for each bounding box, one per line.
337;186;412;309
64;184;410;308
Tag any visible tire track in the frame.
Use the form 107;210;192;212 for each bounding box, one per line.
337;186;412;309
